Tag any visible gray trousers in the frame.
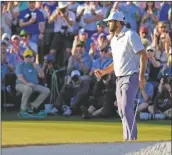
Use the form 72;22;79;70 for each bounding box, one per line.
16;83;50;111
116;73;139;140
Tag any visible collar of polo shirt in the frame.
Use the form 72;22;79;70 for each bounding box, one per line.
115;26;128;38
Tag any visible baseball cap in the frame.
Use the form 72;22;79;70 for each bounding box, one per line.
146;46;155;52
20;30;28;36
98;33;107;38
2;33;10;41
71;70;81;78
103;11;125;22
11;35;20;41
140;26;148;33
58;2;68;9
24;49;33;57
79;28;87;35
96;21;106;26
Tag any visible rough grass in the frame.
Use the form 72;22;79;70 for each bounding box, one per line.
2;118;171;147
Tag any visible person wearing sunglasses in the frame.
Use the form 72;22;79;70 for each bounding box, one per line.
81;45;115;119
153;21;171;54
15;49;50;118
68;40;92;78
19;30;38;62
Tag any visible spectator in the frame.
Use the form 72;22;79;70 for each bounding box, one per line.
89;33;109;60
139;26;151;49
101;2;113;18
153;21;171;55
81;74;116;119
80;46;115;119
159;2;171;28
1;2;13;36
1;40;13;71
89;45;112;77
15;49;50;117
112;1;142;32
150;53;172;114
91;21;108;45
82;2;104;37
42;54;56;88
140;2;159;41
76;28;93;53
1;40;17;95
19;1;45;44
8;35;23;69
54;70;90;116
146;46;161;98
48;2;76;66
135;75;154;113
76;2;89;29
19;30;38;61
68;2;80;34
68;40;92;77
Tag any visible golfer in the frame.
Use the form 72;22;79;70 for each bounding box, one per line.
94;11;148;141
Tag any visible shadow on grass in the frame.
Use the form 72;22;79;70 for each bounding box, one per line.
1;111;171;126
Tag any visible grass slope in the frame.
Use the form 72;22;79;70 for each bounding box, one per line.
2;119;171;147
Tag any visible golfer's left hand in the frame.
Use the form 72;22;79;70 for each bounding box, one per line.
139;76;146;89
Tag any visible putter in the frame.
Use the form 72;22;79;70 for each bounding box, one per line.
130;98;139;140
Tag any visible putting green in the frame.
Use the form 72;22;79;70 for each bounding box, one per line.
2;120;171;147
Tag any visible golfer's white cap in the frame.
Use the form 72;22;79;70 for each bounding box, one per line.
103;11;125;22
71;70;81;78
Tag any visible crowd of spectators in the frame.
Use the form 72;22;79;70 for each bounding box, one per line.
1;1;172;119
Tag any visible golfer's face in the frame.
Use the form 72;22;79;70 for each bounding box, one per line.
108;20;116;32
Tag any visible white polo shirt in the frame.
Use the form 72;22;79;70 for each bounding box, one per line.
111;26;144;77
52;10;76;33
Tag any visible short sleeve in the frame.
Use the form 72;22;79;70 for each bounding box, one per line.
19;9;26;20
37;10;45;22
16;63;23;76
128;31;144;54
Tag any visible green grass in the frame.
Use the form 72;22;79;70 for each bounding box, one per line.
2;116;171;147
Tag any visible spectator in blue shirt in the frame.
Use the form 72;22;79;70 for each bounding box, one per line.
15;49;50;118
91;21;108;45
19;1;45;44
78;28;94;53
89;45;113;78
68;40;92;76
159;2;171;22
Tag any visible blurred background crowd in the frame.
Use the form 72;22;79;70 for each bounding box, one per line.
1;1;172;119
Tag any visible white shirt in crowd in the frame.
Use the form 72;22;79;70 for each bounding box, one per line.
76;3;88;28
2;12;13;36
111;26;144;77
52;9;76;33
82;5;103;31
